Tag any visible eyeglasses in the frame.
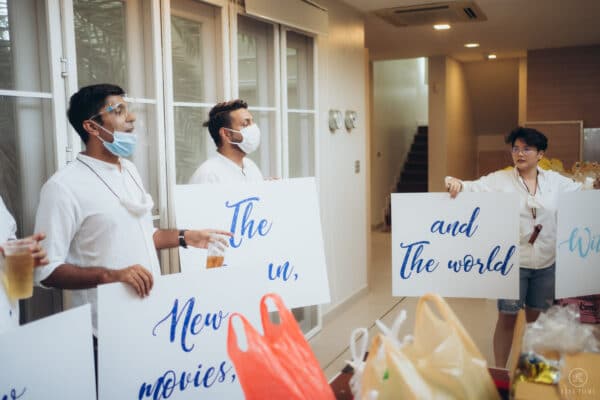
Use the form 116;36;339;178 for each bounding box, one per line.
511;147;537;155
89;102;130;121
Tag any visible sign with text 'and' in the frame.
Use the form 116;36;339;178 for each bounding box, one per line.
556;190;600;298
97;268;264;400
174;177;330;309
0;305;95;400
392;193;520;299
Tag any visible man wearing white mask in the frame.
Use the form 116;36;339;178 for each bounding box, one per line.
189;99;264;183
34;84;230;334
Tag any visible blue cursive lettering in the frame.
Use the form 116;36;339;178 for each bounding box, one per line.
267;261;298;281
559;227;600;259
1;388;26;400
226;197;273;248
152;297;229;353
398;241;439;279
430;207;480;238
138;361;235;399
447;245;516;276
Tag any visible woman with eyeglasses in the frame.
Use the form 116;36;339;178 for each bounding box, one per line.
445;126;599;368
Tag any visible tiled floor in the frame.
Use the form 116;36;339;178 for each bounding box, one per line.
309;230;500;380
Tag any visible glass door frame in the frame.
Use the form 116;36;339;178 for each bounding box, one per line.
160;0;231;273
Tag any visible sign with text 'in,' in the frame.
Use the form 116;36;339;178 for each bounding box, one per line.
174;177;330;309
0;305;95;400
392;193;520;299
556;191;600;298
97;268;264;400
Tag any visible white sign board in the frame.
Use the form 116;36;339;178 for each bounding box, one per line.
0;305;95;399
392;193;520;299
556;191;600;298
175;177;330;308
97;268;264;400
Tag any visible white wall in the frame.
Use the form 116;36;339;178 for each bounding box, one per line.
428;56;476;191
371;58;428;225
316;0;368;314
428;56;448;192
463;59;519;136
445;57;476;180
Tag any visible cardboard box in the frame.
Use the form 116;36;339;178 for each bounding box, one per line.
508;310;600;400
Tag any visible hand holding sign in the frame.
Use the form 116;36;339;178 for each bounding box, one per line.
175;178;330;309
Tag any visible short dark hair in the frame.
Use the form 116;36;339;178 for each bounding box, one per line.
505;127;548;151
203;99;248;147
67;84;125;143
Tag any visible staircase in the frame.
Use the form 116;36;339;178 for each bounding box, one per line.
384;126;428;227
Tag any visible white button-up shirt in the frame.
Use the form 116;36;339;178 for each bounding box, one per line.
453;167;581;270
189;152;264;184
34;154;161;334
0;196;18;334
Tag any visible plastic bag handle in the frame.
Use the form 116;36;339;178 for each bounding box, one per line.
350;327;369;366
415;293;486;360
227;312;261;354
259;293;301;338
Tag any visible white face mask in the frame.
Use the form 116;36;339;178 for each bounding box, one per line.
226;124;261;154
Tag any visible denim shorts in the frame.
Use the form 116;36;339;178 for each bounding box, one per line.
497;264;555;314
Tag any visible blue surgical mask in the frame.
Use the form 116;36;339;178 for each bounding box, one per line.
93;122;137;157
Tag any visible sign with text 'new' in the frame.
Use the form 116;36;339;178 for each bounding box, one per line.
392;193;520;299
556;191;600;298
174;177;330;309
98;269;264;400
0;305;95;400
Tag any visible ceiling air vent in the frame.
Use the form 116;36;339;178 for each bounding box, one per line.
374;1;487;27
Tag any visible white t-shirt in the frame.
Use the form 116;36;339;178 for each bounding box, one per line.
0;195;18;334
34;154;161;334
451;167;581;270
189;152;264;184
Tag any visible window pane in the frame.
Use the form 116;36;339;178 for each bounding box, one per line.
237;15;275;108
73;0;159;207
286;31;314;110
128;103;160;214
247;110;277;177
171;1;219;103
0;0;50;92
288;112;314;178
171;0;221;184
174;106;212;184
74;0;156;98
0;97;54;235
74;0;126;90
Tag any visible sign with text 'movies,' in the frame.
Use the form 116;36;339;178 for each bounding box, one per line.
175;177;330;309
556;190;600;298
97;268;264;400
392;193;520;299
0;305;95;399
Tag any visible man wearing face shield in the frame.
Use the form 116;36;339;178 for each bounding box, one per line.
189;99;264;183
34;84;231;335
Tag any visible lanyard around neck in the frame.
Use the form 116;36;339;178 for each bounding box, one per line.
519;172;538;220
76;156;144;201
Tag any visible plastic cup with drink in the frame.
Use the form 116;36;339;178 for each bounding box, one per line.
206;234;229;269
1;238;35;300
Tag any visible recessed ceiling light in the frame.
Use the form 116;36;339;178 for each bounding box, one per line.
433;24;451;30
465;43;480;48
487;54;497;59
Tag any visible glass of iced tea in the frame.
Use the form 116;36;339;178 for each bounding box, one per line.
2;239;35;300
206;234;227;269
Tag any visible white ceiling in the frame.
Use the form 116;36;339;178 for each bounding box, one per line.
341;0;600;61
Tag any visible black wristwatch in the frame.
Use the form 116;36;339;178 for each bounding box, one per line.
178;229;188;248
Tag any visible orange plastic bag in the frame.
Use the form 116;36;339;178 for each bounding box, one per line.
227;293;334;400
